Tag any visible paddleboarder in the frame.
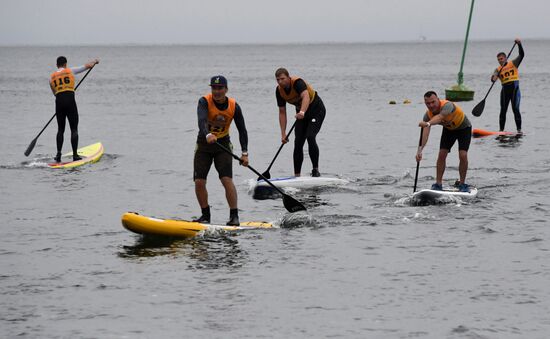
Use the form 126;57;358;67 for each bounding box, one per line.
50;56;99;162
416;91;472;192
275;68;326;177
491;38;524;134
193;76;249;226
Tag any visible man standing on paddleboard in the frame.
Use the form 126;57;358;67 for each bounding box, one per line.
416;91;472;192
193;76;249;226
275;68;326;177
492;38;524;134
50;56;99;163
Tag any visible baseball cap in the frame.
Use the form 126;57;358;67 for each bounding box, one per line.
210;75;227;87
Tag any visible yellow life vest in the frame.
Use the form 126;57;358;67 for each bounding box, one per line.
204;93;236;138
497;61;519;84
277;76;316;109
50;68;75;95
427;99;465;130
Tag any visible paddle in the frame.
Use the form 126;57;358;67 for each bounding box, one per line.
24;65;96;156
216;141;307;213
258;120;296;180
413;127;424;193
472;42;517;117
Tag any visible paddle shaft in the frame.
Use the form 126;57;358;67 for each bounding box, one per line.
260;120;296;179
24;65;95;156
216;142;289;197
413;127;424;193
481;42;517;102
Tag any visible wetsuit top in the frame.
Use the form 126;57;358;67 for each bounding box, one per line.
276;77;317;110
494;43;524;85
197;94;248;152
424;99;471;130
50;66;87;95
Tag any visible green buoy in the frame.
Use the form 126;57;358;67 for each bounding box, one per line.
446;0;475;102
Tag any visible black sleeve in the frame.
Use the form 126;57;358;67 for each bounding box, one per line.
513;43;524;68
293;79;308;94
276;87;286;107
233;103;248;152
197;97;209;137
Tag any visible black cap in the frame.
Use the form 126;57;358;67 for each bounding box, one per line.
210;75;227;87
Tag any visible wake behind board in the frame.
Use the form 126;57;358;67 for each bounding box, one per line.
412;187;478;205
252;176;349;199
121;212;273;238
472;128;519;138
48;142;104;169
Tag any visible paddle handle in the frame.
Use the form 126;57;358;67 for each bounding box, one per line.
216;142;288;197
413;127;424;193
265;120;297;174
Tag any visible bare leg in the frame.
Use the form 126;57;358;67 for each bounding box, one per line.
458;150;468;184
194;179;209;208
436;149;449;184
220;177;238;209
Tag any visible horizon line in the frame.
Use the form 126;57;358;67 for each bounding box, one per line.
2;37;548;48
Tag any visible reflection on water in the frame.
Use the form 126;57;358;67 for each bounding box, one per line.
496;134;523;147
119;234;248;270
296;193;331;208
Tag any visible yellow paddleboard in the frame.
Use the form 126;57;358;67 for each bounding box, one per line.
122;212;274;238
48;142;104;169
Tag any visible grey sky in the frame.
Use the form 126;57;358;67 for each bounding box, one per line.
1;0;548;45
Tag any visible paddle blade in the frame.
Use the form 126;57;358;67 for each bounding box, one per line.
24;138;37;156
258;171;271;181
282;194;307;213
472;99;486;117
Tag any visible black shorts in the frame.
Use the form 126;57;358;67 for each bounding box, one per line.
440;126;472;152
193;137;233;180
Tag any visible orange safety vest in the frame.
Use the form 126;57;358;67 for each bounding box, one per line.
426;99;465;130
50;68;75;95
496;61;519;84
204;93;236;138
277;77;316;109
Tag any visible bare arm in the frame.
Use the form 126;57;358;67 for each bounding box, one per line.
416;125;431;161
415;107;450;161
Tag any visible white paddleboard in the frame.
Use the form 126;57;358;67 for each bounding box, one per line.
254;176;349;189
412;187;478;204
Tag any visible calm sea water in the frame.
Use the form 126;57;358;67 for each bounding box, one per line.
1;41;550;338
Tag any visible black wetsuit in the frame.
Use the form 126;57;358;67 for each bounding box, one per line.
193;96;248;180
496;43;524;131
276;79;326;174
55;91;79;155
